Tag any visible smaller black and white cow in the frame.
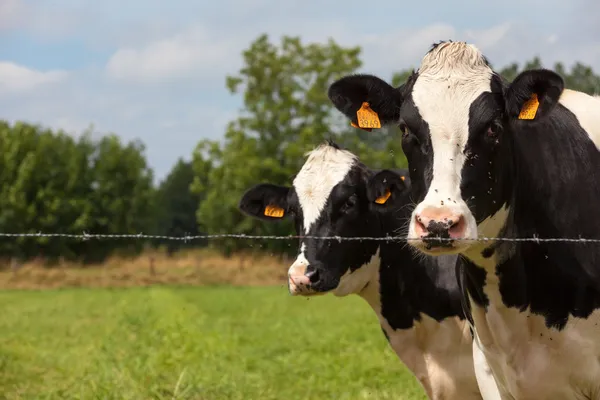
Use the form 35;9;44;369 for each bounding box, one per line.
238;141;499;400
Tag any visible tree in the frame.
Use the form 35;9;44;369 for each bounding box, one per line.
153;158;205;255
0;121;155;265
191;34;363;256
83;135;155;262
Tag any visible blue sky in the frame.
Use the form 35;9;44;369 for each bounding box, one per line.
1;0;598;182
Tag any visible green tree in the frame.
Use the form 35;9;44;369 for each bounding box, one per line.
153;158;205;255
83;135;155;262
0;121;156;265
191;34;363;256
0;122;97;262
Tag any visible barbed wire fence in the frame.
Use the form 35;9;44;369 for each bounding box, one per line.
1;232;600;243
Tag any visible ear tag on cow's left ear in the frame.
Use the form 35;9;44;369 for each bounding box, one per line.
518;93;539;120
400;176;406;181
374;189;391;204
350;121;373;132
264;205;285;218
356;102;381;129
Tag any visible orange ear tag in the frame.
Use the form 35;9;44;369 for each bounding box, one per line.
518;93;539;120
264;205;285;218
400;176;405;181
374;189;391;204
356;102;381;129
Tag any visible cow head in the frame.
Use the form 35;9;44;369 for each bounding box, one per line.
328;41;564;256
238;141;411;296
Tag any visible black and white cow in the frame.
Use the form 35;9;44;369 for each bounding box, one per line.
238;141;500;400
328;41;600;399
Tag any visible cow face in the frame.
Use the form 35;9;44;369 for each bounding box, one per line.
328;41;565;256
238;142;410;296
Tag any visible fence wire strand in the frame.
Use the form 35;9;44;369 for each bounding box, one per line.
0;232;599;244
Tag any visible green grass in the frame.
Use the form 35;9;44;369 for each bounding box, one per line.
0;286;427;400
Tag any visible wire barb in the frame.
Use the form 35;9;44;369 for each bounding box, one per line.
0;232;598;243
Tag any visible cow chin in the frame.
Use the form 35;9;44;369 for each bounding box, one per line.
287;274;338;297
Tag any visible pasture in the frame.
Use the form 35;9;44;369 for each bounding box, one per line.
0;284;427;399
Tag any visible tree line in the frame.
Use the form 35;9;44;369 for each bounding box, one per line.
3;35;600;265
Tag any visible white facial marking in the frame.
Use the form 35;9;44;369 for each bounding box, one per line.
408;42;501;250
558;89;600;149
293;143;357;233
287;244;311;295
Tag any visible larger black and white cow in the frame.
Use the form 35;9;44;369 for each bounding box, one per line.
238;141;499;400
328;41;600;399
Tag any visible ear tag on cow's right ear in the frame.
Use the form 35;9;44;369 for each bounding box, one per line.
264;205;285;218
400;176;406;181
356;102;382;129
518;93;539;120
374;189;391;204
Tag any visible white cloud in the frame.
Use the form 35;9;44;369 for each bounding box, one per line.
0;0;22;30
4;0;600;183
0;62;67;94
106;26;240;83
0;0;82;39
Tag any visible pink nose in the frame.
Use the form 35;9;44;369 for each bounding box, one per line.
414;207;466;240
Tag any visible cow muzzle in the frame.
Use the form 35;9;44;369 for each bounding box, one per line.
287;262;319;296
409;203;476;255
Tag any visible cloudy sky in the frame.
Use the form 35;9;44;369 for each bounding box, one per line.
1;0;598;182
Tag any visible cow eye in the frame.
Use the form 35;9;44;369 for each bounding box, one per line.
486;121;502;142
340;194;357;213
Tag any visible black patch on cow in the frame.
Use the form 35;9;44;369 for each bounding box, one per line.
457;73;600;329
380;248;464;330
492;99;600;328
399;89;434;205
460;85;600;329
461;90;513;224
455;257;475;327
459;256;490;308
481;247;495;259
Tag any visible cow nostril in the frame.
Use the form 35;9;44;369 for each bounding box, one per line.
448;216;466;237
305;269;320;283
414;215;427;236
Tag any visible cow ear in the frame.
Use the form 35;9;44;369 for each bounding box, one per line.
328;74;404;131
504;69;564;121
367;169;409;208
238;184;291;221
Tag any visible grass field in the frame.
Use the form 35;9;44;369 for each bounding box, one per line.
0;285;427;400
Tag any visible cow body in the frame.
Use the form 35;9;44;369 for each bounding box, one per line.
328;42;600;399
238;142;494;400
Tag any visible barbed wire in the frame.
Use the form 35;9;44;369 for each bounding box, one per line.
0;232;599;243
